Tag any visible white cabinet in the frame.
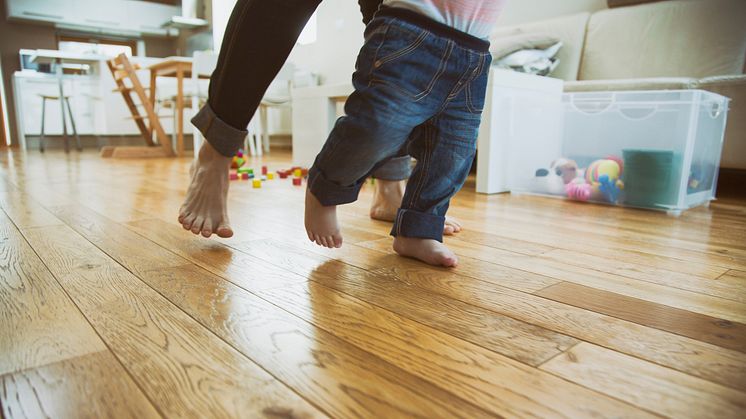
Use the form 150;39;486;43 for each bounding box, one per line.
7;0;180;36
6;0;70;24
124;0;181;35
73;0;128;30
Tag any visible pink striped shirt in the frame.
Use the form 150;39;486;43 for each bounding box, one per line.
383;0;506;39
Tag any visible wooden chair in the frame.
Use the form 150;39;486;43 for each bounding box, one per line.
102;53;175;158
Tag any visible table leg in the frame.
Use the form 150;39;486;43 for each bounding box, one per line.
56;58;70;152
176;67;184;157
149;71;157;144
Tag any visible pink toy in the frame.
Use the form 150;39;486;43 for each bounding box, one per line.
565;181;592;201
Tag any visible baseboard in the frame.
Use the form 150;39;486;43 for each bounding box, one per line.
717;168;746;198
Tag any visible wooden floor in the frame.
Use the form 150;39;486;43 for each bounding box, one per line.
1;149;745;418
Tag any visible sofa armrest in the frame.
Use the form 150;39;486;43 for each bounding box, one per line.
697;75;746;170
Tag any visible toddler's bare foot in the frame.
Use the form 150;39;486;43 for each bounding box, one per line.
369;179;463;236
392;236;458;267
178;142;233;238
305;188;343;248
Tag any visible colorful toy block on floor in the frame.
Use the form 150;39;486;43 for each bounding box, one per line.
253;179;262;188
293;168;302;178
229;173;239;181
292;177;302;186
267;172;275;180
231;150;246;169
237;166;252;174
241;172;250;180
261;166;268;175
261;175;267;181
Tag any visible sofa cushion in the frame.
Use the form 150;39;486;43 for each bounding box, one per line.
491;12;590;81
564;77;698;92
579;0;746;81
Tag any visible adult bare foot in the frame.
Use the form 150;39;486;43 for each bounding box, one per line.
305;188;343;248
178;142;233;238
369;179;463;236
369;179;404;222
393;236;458;267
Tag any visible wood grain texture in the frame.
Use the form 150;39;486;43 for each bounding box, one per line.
536;282;746;352
442;238;746;323
305;238;746;391
541;248;746;303
259;282;653;418
126;219;308;292
235;239;578;367
1;351;160;419
23;224;323;418
141;264;492;418
541;343;746;419
0;212;105;376
48;204;187;276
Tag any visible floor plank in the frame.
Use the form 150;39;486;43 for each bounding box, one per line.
536;282;746;352
48;204;188;276
0;351;160;419
127;218;576;366
0;211;106;376
294;236;746;391
141;264;492;418
541;343;746;419
253;238;578;364
259;281;654;418
541;248;746;303
22;225;324;418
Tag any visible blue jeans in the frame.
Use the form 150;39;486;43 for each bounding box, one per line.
308;7;491;242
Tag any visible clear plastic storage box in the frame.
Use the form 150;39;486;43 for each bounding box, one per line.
507;90;730;215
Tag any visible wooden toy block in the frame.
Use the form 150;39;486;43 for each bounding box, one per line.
237;167;252;174
279;171;288;179
267;172;275;180
301;168;309;177
253;179;262;188
261;166;268;175
293;169;302;178
241;173;250;180
229;173;239;181
292;177;302;186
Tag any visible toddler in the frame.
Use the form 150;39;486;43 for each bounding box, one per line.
305;0;506;267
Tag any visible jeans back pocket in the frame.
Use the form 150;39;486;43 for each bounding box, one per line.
367;21;450;101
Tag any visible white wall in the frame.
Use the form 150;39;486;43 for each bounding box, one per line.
289;0;608;86
288;0;365;85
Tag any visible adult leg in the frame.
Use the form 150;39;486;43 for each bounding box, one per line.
180;0;321;238
392;51;490;267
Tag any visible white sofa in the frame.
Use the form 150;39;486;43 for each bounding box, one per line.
491;0;746;169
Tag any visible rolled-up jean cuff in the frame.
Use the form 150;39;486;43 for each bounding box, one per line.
191;103;247;157
308;166;363;206
391;208;444;242
373;156;412;180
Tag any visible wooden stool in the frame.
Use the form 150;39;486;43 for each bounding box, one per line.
39;94;81;152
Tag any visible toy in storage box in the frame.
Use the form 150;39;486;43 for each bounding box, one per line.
507;90;730;215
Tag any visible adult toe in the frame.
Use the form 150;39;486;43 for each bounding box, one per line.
216;222;233;238
191;217;205;235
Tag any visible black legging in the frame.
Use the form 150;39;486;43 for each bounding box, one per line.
208;0;382;131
